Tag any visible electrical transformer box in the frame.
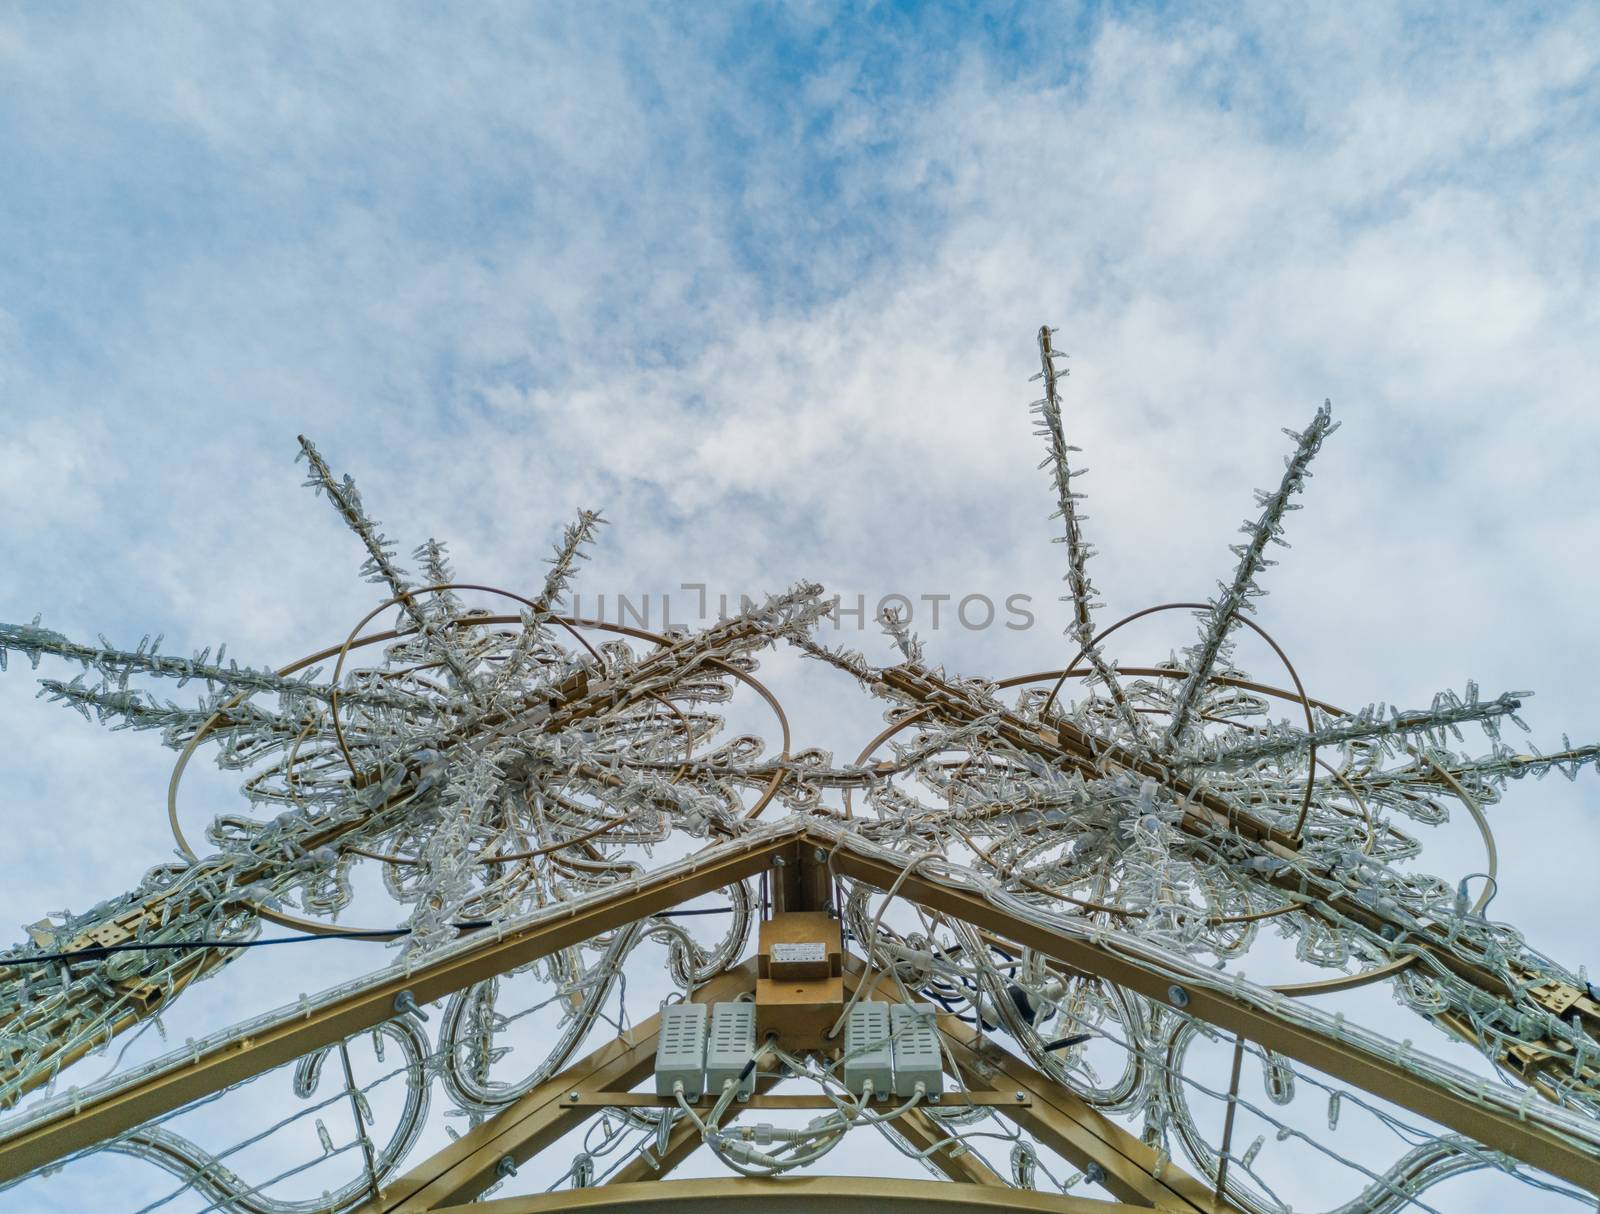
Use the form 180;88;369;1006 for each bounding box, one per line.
705;1001;757;1098
654;1002;708;1097
843;1002;894;1100
890;1002;943;1097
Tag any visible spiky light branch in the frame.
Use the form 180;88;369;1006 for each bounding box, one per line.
295;436;411;596
0;619;405;709
1162;402;1337;747
1188;689;1528;770
878;604;924;664
1030;327;1151;749
536;509;606;614
297;436;480;694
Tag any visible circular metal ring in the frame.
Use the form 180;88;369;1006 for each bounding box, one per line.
166;596;793;937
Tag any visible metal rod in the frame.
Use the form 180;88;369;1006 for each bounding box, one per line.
1214;1035;1246;1210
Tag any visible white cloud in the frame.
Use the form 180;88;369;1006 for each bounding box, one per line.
2;3;1597;1206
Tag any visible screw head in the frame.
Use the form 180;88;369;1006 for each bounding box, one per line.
1013;1090;1026;1102
567;1091;580;1103
1166;984;1190;1009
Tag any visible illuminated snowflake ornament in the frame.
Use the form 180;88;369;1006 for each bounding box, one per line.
2;329;1598;1213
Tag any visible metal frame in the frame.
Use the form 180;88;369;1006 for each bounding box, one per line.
5;827;1597;1199
430;1176;1150;1210
343;958;1236;1210
6;325;1598;1214
838;961;1236;1214
359;966;762;1212
818;830;1600;1193
0;827;803;1181
564;1092;1032;1109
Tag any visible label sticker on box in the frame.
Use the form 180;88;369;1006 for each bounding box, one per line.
771;942;827;963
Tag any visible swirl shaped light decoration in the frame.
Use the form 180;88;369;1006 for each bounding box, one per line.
1;327;1598;1214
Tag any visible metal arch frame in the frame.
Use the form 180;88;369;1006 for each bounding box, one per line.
3;329;1594;1214
3;823;1598;1197
431;1176;1152;1211
360;965;1222;1213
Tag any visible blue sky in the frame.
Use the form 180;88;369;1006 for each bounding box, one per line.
2;3;1599;1209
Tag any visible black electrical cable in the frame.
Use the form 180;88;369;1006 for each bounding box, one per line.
651;907;735;918
922;988;995;1031
1041;1033;1093;1051
11;927;437;965
6;906;736;967
1006;983;1037;1025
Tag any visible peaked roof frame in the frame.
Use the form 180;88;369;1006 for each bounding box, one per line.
3;820;1597;1198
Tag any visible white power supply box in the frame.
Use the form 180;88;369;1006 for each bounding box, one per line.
654;1002;708;1097
705;1002;757;1098
890;1002;943;1097
843;1003;894;1100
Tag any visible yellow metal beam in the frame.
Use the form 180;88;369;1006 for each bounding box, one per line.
568;1091;1029;1109
603;1105;746;1186
841;961;1229;1212
938;1021;1230;1213
827;835;1600;1195
598;1080;1006;1189
434;1175;1148;1211
892;1107;1008;1187
0;828;801;1184
362;965;759;1212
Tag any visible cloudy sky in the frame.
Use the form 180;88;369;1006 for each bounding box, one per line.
2;3;1598;1210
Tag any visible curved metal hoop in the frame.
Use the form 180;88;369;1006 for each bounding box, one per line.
165;591;794;937
837;600;1496;997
